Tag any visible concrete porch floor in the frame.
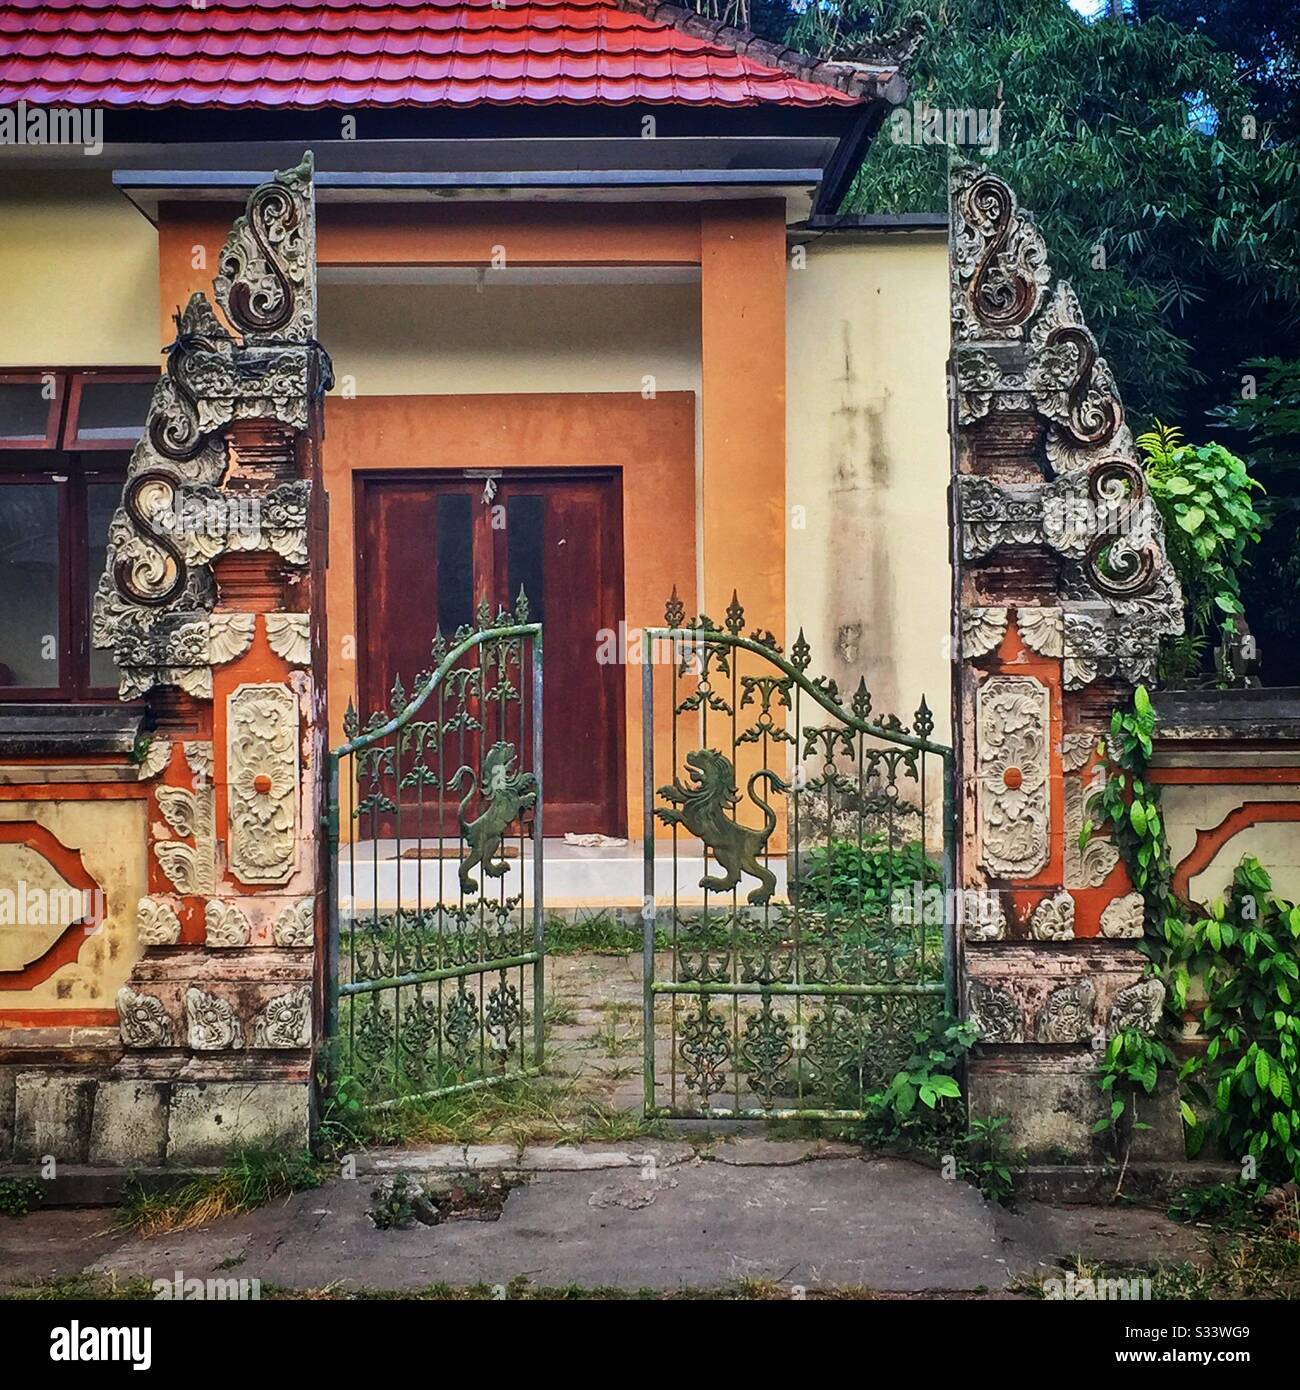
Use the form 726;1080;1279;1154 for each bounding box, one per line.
338;837;790;910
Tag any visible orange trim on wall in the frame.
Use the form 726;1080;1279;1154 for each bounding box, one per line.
0;1009;118;1029
699;201;785;635
1172;801;1300;903
0;783;147;801
158;202;703;345
323;391;697;835
1150;766;1300;785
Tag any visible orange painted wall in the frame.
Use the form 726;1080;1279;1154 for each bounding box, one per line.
323;391;696;833
700;202;786;636
157;201;703;344
156;197;790;840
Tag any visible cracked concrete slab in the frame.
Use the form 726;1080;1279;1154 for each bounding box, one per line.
38;1151;1208;1296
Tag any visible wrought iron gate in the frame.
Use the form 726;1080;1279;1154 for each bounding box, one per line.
326;596;543;1106
642;593;955;1120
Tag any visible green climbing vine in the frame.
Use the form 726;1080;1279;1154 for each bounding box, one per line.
1086;686;1300;1183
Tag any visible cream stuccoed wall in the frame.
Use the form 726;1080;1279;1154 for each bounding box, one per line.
786;230;952;741
0;172;159;366
320;281;702;398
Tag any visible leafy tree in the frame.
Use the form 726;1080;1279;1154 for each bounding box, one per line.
750;0;1300;679
1141;0;1300;138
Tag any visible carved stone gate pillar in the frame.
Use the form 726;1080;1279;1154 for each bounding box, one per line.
92;157;331;1164
949;165;1184;1159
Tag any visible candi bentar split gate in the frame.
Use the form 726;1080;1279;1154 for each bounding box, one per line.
327;588;954;1122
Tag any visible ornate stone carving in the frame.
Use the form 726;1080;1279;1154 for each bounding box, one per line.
90;155;329;702
117;986;174;1048
1016;607;1063;659
215;155;318;346
964;893;1007;942
1029;890;1075;941
1063;595;1184;691
253;987;311;1048
976;675;1050;879
208;612;256;665
1100;891;1146;940
135;895;181;947
1109;978;1165;1037
185;987;244;1050
227;682;299;885
272;897;314;947
951;164;1050;343
204;899;252;948
961;607;1009;660
265;612;311;666
967;979;1025;1044
949;161;1184;696
1064;775;1120;889
136;738;171;781
184;740;213;785
153;781;215;896
1061;732;1097;773
1036;980;1096;1044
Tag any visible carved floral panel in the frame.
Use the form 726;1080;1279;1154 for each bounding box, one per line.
976;675;1051;880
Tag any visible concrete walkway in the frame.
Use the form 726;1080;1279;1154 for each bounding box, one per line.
1;1139;1207;1296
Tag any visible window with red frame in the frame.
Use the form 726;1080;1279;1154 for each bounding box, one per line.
0;370;156;700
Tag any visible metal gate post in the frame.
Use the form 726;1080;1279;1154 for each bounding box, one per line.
531;630;545;1071
642;654;656;1116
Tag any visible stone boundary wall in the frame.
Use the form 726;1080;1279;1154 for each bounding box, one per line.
0;156;330;1166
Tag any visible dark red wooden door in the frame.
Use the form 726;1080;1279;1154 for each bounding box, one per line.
356;472;626;837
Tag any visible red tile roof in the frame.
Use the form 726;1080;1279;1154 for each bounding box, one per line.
0;0;881;109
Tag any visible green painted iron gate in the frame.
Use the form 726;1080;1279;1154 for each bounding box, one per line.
325;596;544;1106
641;593;955;1120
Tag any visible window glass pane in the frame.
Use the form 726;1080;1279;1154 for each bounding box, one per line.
71;380;154;445
86;481;120;690
0;381;56;443
0;484;60;687
436;492;473;634
507;493;544;624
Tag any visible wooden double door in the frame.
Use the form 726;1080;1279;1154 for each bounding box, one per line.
356;471;626;837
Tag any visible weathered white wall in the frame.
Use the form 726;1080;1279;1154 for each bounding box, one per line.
786;231;952;740
0;173;159;366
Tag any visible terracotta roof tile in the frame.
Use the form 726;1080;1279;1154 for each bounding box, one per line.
0;0;899;109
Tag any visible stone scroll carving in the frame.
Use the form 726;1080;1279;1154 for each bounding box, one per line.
976;675;1050;879
186;987;244;1050
265;612;311;666
272;898;315;947
135;895;181;947
117;987;175;1049
1029;890;1075;941
1036;980;1096;1044
949;162;1183;691
967;979;1025;1044
92;155;330;702
227;683;300;885
204;899;252;948
253;987;311;1049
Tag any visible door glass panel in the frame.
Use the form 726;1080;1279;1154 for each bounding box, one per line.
507;493;544;623
0;483;60;687
436;491;473;634
86;481;121;689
